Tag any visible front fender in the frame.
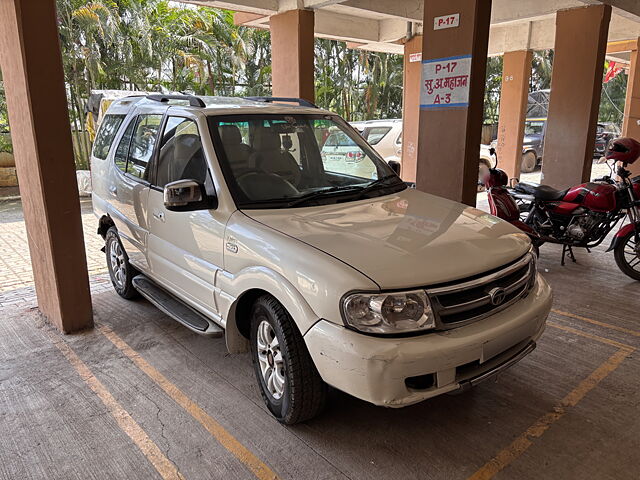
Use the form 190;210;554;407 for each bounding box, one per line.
606;222;640;252
218;266;321;353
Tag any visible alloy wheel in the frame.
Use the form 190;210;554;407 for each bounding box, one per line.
109;240;127;289
256;319;286;400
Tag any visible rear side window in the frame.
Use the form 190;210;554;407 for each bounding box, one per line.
126;114;163;180
114;119;137;172
365;127;391;145
92;114;125;160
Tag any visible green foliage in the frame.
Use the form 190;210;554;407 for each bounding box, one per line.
599;62;627;126
0;134;12;154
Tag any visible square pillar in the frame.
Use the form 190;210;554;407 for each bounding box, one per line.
270;9;315;103
0;0;92;332
622;40;640;177
401;35;423;183
541;5;612;189
495;50;533;180
416;0;492;206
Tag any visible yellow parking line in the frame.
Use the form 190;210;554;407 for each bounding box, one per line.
46;329;184;480
552;308;640;338
97;324;279;480
548;321;635;350
467;346;632;480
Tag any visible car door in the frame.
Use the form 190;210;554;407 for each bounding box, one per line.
108;111;163;270
146;114;228;317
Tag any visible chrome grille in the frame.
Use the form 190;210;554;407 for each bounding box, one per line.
426;252;536;329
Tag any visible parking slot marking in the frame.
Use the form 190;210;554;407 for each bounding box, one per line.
46;329;185;480
548;321;635;350
97;324;279;480
468;338;634;479
552;308;640;338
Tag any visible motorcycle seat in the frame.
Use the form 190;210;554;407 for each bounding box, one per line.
514;182;568;201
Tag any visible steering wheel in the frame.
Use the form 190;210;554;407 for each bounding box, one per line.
236;171;299;200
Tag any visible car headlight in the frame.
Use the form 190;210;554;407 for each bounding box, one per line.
342;290;435;334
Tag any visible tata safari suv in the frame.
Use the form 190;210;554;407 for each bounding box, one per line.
91;94;552;424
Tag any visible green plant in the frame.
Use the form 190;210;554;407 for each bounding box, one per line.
0;134;12;154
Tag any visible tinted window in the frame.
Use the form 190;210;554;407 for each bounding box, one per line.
156;117;208;188
126;114;163;180
93;114;125;160
365;127;391;145
114;119;137;172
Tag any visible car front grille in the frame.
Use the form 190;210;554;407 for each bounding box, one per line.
426;252;536;329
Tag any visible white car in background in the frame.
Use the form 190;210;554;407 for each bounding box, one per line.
352;119;494;188
351;119;403;163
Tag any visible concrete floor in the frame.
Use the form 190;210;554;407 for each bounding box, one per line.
1;196;640;479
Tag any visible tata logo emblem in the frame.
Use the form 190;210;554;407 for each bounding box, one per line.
488;287;507;306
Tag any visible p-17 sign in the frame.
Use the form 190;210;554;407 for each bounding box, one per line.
420;55;471;109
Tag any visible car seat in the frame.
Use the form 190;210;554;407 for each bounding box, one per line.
250;127;301;186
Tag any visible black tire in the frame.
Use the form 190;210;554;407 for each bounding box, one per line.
613;228;640;281
105;228;139;299
521;151;537;173
250;295;327;424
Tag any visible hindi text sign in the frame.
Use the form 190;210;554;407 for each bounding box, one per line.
420;55;471;109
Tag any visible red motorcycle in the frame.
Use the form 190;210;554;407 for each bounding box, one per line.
484;138;640;281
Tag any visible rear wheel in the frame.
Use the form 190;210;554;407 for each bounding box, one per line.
614;229;640;281
250;295;327;424
105;228;139;299
521;151;537;173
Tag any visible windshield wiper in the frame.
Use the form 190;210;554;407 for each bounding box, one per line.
351;175;403;200
287;185;364;207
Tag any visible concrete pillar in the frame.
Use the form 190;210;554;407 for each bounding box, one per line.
416;0;492;206
401;35;423;183
622;40;640;177
0;0;92;332
541;5;611;189
270;9;315;103
495;50;533;180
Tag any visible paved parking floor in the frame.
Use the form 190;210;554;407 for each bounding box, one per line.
1;187;639;479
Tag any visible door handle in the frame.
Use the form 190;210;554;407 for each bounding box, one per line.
152;211;165;222
109;185;117;195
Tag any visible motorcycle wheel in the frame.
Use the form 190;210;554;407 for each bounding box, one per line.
613;229;640;281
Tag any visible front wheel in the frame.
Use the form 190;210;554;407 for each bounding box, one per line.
614;228;640;281
250;295;327;424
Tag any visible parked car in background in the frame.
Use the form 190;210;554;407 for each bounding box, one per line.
350;119;402;163
91;94;551;424
520;117;546;173
594;123;620;158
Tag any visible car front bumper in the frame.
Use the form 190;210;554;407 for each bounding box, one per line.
304;274;552;407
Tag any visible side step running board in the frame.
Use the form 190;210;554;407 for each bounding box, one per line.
132;275;224;338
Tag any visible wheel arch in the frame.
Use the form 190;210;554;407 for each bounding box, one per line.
222;268;320;354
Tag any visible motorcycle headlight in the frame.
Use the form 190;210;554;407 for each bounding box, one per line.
342;290;435;334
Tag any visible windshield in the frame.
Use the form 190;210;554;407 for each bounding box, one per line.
208;114;404;209
524;120;544;135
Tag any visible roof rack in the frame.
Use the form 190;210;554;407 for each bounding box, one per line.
243;96;318;109
147;94;206;108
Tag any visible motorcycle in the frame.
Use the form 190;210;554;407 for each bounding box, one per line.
483;138;640;281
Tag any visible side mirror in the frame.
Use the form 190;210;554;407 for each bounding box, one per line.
388;160;401;176
163;179;217;212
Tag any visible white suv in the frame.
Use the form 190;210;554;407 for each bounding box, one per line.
91;94;552;424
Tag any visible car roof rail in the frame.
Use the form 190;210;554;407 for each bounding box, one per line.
146;94;206;108
243;96;318;108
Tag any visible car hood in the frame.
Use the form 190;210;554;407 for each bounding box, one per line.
243;189;531;289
